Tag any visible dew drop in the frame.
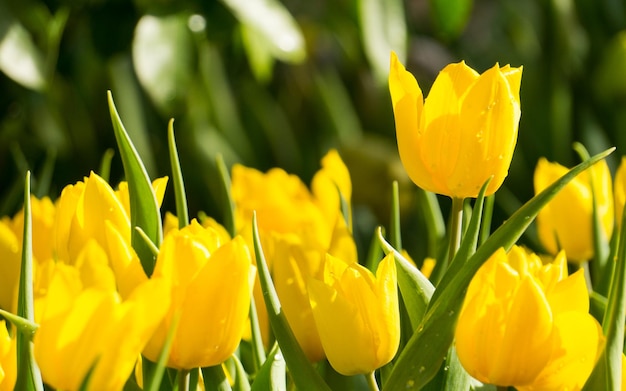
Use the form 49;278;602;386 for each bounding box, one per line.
418;366;426;373
405;380;415;389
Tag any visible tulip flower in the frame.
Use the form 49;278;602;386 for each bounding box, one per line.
0;321;16;391
308;253;400;375
455;246;603;389
388;52;522;198
534;158;614;262
54;171;130;263
143;219;256;370
34;241;169;391
231;150;354;355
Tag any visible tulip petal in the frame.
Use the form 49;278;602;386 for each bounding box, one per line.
173;236;253;369
308;278;376;375
490;276;553;386
518;312;603;391
547;269;589;314
389;53;439;194
451;65;519;197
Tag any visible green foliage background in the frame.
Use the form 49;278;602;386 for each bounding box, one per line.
1;0;624;262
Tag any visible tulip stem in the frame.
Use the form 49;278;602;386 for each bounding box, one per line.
446;197;465;266
366;371;380;391
178;369;190;391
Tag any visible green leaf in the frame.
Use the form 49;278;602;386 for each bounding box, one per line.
0;308;38;338
230;354;252;391
417;189;446;259
357;0;407;84
98;148;115;183
383;147;615;390
250;343;286;391
251;213;332;391
108;55;157;176
216;154;236;238
108;91;163;277
584;179;626;390
378;228;434;329
144;311;181;391
132;13;194;116
202;365;233;391
168;119;189;229
15;172;44;391
220;0;306;63
248;295;267;374
390;181;402;251
429;0;473;41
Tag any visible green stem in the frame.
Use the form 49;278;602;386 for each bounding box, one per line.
446;197;465;266
366;371;380;391
496;386;509;391
178;369;190;391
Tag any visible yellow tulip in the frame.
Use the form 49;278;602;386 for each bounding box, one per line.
614;156;626;228
534;158;614;262
143;219;256;369
0;321;16;391
308;253;400;375
34;242;169;391
54;171;130;263
232;150;354;354
455;246;603;389
388;52;522;198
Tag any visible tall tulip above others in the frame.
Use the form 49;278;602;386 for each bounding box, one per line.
388;52;522;199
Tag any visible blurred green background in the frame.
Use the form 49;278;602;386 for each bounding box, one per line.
1;0;625;262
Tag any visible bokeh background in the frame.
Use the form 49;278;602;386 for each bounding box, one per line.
1;0;624;262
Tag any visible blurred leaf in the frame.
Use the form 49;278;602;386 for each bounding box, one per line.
216;153;236;238
108;54;157;176
132;13;195;116
250;343;286;391
383;147;615;390
314;69;363;145
196;42;255;163
0;8;46;91
108;91;163;277
15;172;44;391
429;0;473;41
593;31;626;100
357;0;407;84
220;0;306;63
240;23;275;83
251;213;332;391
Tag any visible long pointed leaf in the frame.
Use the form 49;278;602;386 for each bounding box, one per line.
216;154;236;238
108;91;163;276
251;213;331;391
15;172;44;391
168;119;189;229
383;147;615;390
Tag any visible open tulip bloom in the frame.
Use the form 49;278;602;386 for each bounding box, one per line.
2;53;625;391
388;51;522;199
